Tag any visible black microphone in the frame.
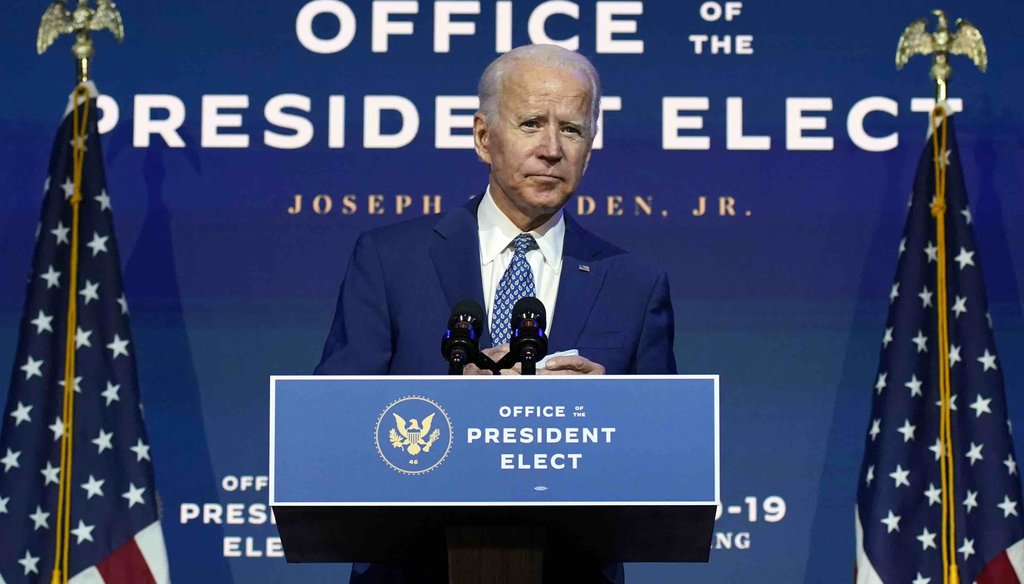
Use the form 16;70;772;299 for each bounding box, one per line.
441;300;485;375
509;297;548;375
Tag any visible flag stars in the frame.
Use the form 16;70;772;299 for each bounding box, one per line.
40;461;60;486
58;376;83;394
998;496;1019;518
2;448;22;472
95;189;111;211
978;349;998;372
60;178;74;199
107;334;130;359
918;286;934;308
959;538;976;560
30;310;54;334
29;506;49;530
865;465;875;486
869;419;881;441
890;283;900;303
0;495;8;514
71;519;95;544
75;326;93;349
49;417;63;441
875;372;888;394
131;438;151;462
912;330;929;353
117;293;129;315
897;419;917;442
951;296;967;318
101;382;121;406
961;207;972;224
954;247;975;270
50;221;70;245
18;549;40;575
1005;454;1018;476
948;344;961;367
81;474;105;499
20;355;44;380
899;238;907;255
41;265;61;289
122;483;147;508
890;464;910;488
881;510;901;533
80;280;100;304
965;442;984;466
917;527;937;550
905;375;923;397
92;429;114;454
969;394;992;418
964;490;979;513
69;134;89;152
10;402;33;428
924;483;942;506
85;232;109;256
929;439;943;461
935;394;958;411
913;573;931;584
882;327;893;348
924;241;938;263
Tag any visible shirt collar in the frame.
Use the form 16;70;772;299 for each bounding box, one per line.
478;186;564;274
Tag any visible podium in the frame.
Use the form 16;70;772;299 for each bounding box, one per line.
270;375;719;582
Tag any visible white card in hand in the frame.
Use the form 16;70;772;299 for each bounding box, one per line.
536;349;579;370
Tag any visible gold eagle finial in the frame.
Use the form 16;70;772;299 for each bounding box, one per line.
37;0;125;82
896;10;986;101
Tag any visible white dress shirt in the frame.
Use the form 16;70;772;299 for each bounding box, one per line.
478;187;564;338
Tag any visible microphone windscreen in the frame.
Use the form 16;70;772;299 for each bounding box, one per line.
512;297;546;330
450;300;485;334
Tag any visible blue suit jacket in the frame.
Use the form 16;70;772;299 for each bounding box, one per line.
315;197;677;376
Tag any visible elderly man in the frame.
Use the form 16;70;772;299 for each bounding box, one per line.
316;44;675;378
316;44;676;582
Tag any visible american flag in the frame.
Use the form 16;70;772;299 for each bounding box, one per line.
856;114;1024;583
0;84;169;583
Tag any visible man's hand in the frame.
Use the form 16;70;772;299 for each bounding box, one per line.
541;355;606;375
465;346;606;375
463;344;511;375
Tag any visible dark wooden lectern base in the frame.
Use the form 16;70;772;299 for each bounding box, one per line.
446;526;545;584
274;505;715;566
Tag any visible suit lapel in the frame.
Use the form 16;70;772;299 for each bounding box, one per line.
548;215;608;351
429;197;492;346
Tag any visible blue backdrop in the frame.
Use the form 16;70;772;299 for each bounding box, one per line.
2;1;1023;582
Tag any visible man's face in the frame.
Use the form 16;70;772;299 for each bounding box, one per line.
474;62;593;231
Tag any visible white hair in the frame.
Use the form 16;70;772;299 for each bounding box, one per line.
477;44;602;137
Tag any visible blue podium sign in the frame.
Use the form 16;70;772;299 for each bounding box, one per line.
270;375;719;508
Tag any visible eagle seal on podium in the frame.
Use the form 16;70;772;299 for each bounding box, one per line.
376;396;453;475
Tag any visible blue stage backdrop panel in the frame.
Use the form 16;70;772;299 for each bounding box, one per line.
1;1;1023;582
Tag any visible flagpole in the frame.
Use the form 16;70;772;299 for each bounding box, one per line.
50;86;90;584
37;2;125;582
894;14;988;583
929;105;959;584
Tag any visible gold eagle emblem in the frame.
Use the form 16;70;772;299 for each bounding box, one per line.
37;0;125;55
389;413;441;456
895;10;986;101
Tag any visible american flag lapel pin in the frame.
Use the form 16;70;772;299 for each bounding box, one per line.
578;264;590;272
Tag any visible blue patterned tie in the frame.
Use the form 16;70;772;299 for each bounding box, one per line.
491;234;537;346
